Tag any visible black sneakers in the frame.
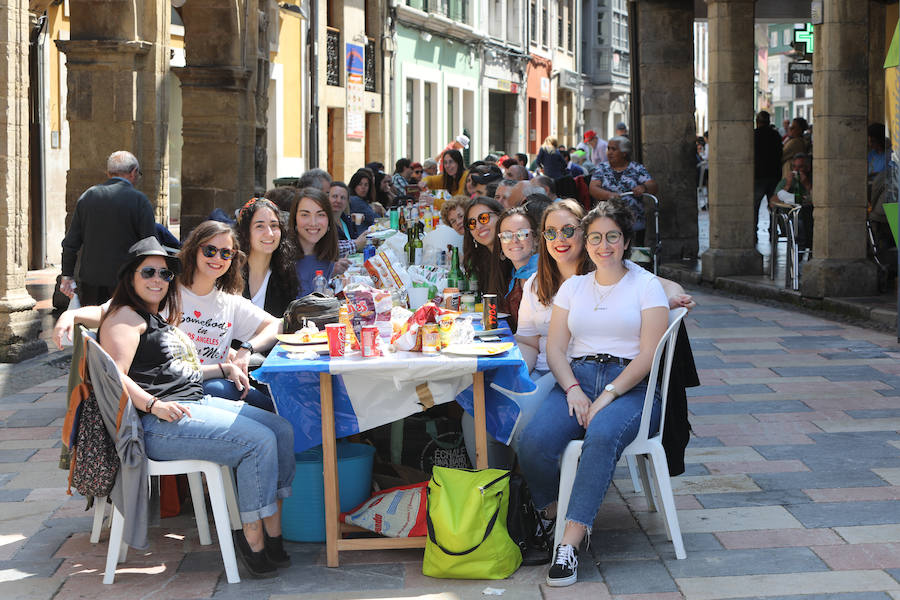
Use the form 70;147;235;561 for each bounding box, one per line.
264;532;291;568
233;531;278;579
546;544;578;587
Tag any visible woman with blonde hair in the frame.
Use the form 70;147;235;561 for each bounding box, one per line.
536;136;567;179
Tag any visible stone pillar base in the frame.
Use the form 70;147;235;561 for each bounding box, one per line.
0;292;46;363
700;247;763;281
800;258;878;299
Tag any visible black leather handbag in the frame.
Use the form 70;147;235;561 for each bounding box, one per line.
282;293;341;332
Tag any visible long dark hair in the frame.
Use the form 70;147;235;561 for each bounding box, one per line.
462;196;508;298
348;168;376;205
179;220;246;295
236;197;299;302
534;199;593;306
103;255;182;329
289;187;340;262
442;149;466;193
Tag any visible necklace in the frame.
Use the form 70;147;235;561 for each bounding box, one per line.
593;272;626;310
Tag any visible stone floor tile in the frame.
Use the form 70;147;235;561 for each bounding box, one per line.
713;342;785;351
804;486;900;502
5;468;68;490
647;506;803;535
690;401;812;416
540;583;612;600
25;488;68;502
683;446;764;463
687;384;774;397
0;393;43;405
811;542;900;570
0;449;37;463
611;593;685;600
54;568;219;600
663;547;828;578
675;570;899;600
670;474;761;495
693;489;813;509
4;407;67;428
705;460;809;475
787;501;900;528
715;528;843;549
0;439;59;451
752;471;890;491
625;494;703;512
835;525;900;544
0;489;29;502
814;418;900;433
28;448;62;462
717;433;816;446
753;410;849;422
597;558;678;594
0;575;64;600
0;427;60;441
692;422;822;436
873;469;900;485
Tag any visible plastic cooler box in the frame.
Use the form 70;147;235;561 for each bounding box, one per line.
281;443;375;542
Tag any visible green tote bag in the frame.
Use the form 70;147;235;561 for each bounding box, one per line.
422;466;523;579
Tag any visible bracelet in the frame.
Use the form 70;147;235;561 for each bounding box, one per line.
145;397;157;413
218;363;226;378
564;383;580;395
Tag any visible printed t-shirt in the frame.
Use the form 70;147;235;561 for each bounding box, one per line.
177;287;269;365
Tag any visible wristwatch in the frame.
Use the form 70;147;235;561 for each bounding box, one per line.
604;383;618;398
239;341;255;354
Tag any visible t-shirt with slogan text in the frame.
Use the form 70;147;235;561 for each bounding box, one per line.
176;287;269;365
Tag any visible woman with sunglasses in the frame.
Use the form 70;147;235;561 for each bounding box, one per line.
462;196;509;303
518;198;670;587
496;206;539;333
420;149;468;197
236;198;299;318
90;236;294;578
290;187;350;297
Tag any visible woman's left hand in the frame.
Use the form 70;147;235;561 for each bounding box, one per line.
584;393;614;427
668;294;696;311
222;361;250;399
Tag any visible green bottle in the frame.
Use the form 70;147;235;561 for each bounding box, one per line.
412;222;423;265
447;246;460;289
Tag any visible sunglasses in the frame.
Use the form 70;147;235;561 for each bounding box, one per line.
200;244;235;260
498;229;533;243
542;224;580;241
138;266;175;282
586;230;624;246
466;211;495;230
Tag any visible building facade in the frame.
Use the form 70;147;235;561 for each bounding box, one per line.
581;0;630;142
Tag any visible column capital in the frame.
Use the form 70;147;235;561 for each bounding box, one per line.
55;39;152;64
172;66;252;91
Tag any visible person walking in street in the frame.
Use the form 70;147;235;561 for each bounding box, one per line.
576;130;607;166
60;150;156;306
754;111;783;239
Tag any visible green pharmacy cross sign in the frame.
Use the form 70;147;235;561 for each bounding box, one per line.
794;23;814;54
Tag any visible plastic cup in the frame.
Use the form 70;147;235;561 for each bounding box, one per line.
325;323;346;357
352;213;365;226
389;208;399;229
408;286;430;310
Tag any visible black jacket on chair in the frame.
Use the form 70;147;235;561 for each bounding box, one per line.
662;322;698;477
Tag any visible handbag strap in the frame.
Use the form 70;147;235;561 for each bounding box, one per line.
425;487;503;556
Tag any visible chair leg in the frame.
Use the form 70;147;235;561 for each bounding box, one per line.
636;456;657;513
554;442;583;549
90;497;107;543
221;466;242;531
648;446;686;559
187;471;212;546
203;465;241;583
103;507;126;584
626;455;643;495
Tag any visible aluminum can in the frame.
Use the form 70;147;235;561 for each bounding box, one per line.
482;294;498;330
460;293;476;313
421;323;440;354
360;325;379;358
325;323;346;357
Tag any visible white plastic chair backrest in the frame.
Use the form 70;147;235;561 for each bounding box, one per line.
633;307;687;445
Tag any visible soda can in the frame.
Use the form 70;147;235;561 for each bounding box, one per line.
460;293;476;313
325;323;346;357
360;325;379;358
482;294;498;330
421;323;440;354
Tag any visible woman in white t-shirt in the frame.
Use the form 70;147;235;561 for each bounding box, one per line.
178;220;280;411
518;198;669;588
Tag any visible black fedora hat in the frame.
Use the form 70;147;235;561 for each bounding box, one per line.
118;236;181;281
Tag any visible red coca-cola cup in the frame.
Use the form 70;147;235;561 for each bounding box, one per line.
325;323;346;357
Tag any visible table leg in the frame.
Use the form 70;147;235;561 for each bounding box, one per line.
320;372;340;567
473;371;488;469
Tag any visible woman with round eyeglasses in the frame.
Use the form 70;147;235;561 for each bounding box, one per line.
518;198;671;587
462;196;509;302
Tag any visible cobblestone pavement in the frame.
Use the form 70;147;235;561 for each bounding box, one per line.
2;288;900;600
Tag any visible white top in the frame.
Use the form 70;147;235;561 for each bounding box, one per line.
249;269;272;310
516;273;553;372
554;264;667;359
177;287;270;365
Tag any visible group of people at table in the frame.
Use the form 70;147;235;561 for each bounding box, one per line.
53;162;693;586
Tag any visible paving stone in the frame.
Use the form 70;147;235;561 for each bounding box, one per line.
3;408;66;428
814;418;900;433
689;414;761;425
728;594;893;600
686;437;725;448
888;569;900;584
705;460;809;475
693;316;769;328
0;393;42;405
715;528;844;549
663;547;828;578
0;576;64;600
872;468;900;485
822;350;891;360
777;336;860;349
596;558;678;594
0;449;36;463
717;433;816;446
671;474;761;495
689;401;811;415
676;570;899;600
721;349;790;355
0;439;59;450
751;470;889;491
214;563;406;597
812;543;900;570
835;524;900;544
755;432;900;471
787;501;900;528
714;342;785;351
846;409;900;418
0;489;29;502
640;506;803;535
0;557;64;580
804;486;900;503
589;528;658;559
687;384;771;397
694;489;813;509
684;446;765;463
772;366;889;382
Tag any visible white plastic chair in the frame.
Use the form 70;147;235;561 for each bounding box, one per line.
78;331;244;584
554;307;688;560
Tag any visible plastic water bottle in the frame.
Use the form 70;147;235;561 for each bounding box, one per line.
313;270;329;295
363;235;376;261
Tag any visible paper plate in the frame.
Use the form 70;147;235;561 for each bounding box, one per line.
277;332;328;345
281;343;329;354
441;342;514;356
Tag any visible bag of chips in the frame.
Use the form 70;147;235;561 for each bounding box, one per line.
390;302;448;352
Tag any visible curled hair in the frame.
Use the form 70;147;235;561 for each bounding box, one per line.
236;198;299;303
533;199;593;306
440;195;468;228
103;255;182;329
289;187;339;262
462;196;509;298
583;197;635;251
179;220;246;295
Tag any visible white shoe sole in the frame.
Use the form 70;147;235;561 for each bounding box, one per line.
546;571;577;587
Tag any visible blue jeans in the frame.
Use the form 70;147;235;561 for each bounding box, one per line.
202;378;275;413
141;395;296;523
517;360;660;531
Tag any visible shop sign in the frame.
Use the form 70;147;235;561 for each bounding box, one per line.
787;62;812;85
559;69;580;91
346;43;365;140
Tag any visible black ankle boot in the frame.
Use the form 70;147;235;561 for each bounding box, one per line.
233;531;277;578
264;532;291;567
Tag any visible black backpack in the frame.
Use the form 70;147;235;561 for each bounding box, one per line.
506;474;552;566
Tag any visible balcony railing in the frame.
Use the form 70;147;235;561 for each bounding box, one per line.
326;27;340;86
364;37;376;92
405;0;466;23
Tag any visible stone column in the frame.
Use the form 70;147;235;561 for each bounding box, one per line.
0;0;44;361
868;1;885;131
700;0;762;280
634;0;697;262
800;0;876;297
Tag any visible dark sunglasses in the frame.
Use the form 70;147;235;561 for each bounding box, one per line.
138;267;175;282
200;244;235;260
542;224;579;241
466;211;495;230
